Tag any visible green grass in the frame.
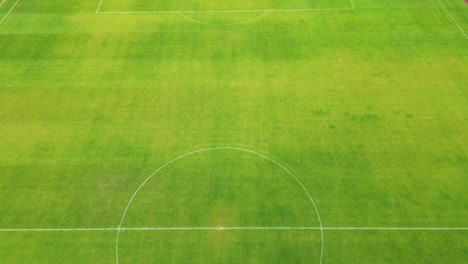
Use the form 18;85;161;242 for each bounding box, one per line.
99;0;352;12
0;0;467;263
119;230;321;263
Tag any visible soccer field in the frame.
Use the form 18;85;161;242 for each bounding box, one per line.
0;0;467;263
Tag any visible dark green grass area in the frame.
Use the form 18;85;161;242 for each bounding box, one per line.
0;0;467;263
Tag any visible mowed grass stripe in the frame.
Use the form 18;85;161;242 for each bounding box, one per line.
1;0;467;263
1;227;468;232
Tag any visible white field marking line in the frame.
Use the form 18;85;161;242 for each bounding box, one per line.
94;0;354;13
176;11;271;26
121;227;468;231
0;0;6;8
1;227;467;232
0;228;118;232
437;0;468;39
0;0;20;25
96;0;104;13
322;227;468;231
115;147;324;264
97;8;355;15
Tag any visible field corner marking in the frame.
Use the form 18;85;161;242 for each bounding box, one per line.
91;1;356;16
1;227;468;232
437;0;468;39
0;0;20;25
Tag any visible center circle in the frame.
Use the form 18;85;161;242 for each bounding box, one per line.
115;147;323;263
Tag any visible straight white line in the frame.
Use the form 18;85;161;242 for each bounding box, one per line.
437;0;468;39
0;0;7;9
97;8;355;15
96;0;104;13
322;227;468;231
123;227;468;231
349;0;355;9
1;227;467;232
0;0;20;25
176;10;271;25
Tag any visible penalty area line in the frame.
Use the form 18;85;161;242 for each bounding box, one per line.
322;227;468;231
0;227;467;232
96;7;355;15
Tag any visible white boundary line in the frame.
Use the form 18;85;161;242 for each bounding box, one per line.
437;0;468;39
322;227;468;230
0;0;20;25
0;0;7;8
95;0;355;14
114;147;324;264
1;227;467;232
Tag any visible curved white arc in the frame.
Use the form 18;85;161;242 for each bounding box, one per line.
115;148;210;264
176;11;270;26
116;147;323;264
437;0;468;39
226;147;324;263
1;226;467;232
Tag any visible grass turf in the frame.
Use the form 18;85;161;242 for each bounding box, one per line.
0;0;467;263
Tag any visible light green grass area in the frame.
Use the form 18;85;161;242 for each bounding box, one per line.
119;230;321;263
0;0;467;263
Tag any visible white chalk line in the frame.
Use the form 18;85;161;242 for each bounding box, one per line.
1;227;467;232
97;8;355;14
95;0;355;14
98;7;353;25
437;0;468;39
176;11;271;26
0;0;20;25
